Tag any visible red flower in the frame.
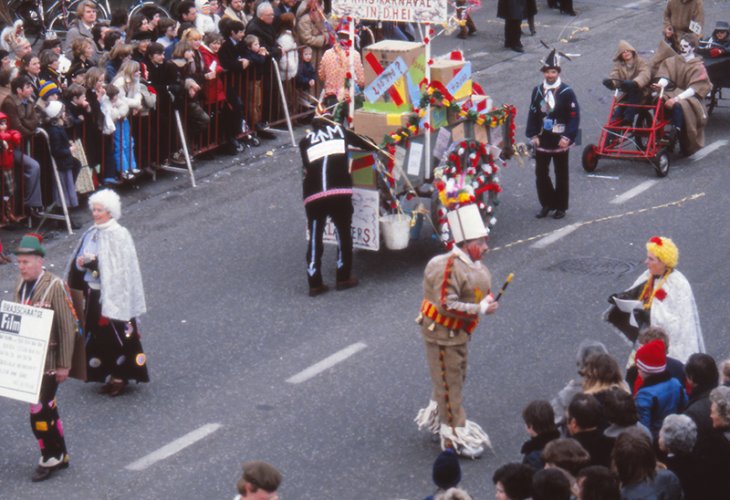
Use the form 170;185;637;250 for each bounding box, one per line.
655;289;667;301
650;236;663;246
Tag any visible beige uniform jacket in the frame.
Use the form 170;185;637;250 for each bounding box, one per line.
419;248;492;347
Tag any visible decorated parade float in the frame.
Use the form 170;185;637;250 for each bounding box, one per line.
326;0;518;252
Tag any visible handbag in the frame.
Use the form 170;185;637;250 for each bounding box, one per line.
71;139;96;195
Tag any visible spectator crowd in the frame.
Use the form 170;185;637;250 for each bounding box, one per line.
422;330;730;499
0;0;354;228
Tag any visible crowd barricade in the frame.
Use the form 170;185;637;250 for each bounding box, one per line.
1;54;321;230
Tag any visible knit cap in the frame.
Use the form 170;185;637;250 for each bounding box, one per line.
636;339;667;374
646;236;678;268
38;80;60;99
432;449;461;490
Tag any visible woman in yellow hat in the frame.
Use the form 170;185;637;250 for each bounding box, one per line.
606;236;704;364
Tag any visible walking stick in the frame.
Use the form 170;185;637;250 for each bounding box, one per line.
494;273;514;302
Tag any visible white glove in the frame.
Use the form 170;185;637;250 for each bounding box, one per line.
479;296;494;314
657;78;669;88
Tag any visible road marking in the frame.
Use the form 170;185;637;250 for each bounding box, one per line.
491;192;704;253
623;0;651;9
610;180;659;204
468;51;490;59
587;174;620;180
286;342;367;384
531;223;582;249
691;139;728;162
125;423;222;471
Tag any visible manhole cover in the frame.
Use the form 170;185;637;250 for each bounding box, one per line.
546;257;639;277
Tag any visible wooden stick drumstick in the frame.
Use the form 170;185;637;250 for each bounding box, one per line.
494;273;514;302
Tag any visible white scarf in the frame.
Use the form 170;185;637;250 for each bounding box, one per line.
542;77;562;110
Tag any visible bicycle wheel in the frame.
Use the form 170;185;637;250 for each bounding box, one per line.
47;11;73;35
129;2;171;21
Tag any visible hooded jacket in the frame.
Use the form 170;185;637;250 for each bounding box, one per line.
609;40;651;88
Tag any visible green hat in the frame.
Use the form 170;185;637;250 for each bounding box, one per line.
14;233;46;257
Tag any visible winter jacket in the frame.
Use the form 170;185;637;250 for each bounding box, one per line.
277;30;298;81
620;469;683;500
521;429;560;470
497;0;527;20
295;2;328;50
245;17;282;60
635;371;688;439
0;112;21;171
1;94;40;138
200;44;226;104
111;75;143;114
609;40;652;89
296;60;316;90
46;123;76;171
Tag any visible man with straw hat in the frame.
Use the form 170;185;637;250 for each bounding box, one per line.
606;236;704;364
299;103;377;297
415;203;499;459
12;233;78;482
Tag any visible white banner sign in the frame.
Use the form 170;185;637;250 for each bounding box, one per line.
0;301;54;404
333;0;448;24
324;188;380;251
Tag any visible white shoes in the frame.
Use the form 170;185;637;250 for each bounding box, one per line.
456;444;484;459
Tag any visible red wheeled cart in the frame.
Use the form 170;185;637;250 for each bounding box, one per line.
582;80;672;177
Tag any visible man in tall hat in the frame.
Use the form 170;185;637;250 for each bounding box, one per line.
299;103;377;297
526;48;580;220
12;233;78;482
415;204;498;459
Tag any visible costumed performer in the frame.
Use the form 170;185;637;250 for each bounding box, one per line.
13;233;78;482
605;235;704;364
65;189;149;396
415;203;499;459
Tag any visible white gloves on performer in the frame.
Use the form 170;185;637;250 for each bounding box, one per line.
479;294;498;315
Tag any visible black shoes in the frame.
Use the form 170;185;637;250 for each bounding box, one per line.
309;284;329;297
553;210;566;219
336;276;359;291
510;45;525;53
536;207;552;218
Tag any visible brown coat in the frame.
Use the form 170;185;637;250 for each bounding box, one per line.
663;0;704;36
14;271;79;372
609;40;651;89
1;93;40;138
295;2;328;63
657;55;711;154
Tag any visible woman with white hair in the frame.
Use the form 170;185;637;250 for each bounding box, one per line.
66;189;148;396
659;414;703;498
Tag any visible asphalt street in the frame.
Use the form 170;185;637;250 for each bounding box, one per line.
1;0;729;498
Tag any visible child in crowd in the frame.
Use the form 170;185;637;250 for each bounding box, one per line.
296;45;316;92
241;34;267;125
0;111;22;224
156;18;178;49
99;83;128;183
44;101;80;218
63;83;91;139
520;400;561;470
110;60;144;179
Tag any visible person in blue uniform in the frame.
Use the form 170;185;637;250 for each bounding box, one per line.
526;49;580;220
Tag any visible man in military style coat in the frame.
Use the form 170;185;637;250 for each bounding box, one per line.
526;49;580;220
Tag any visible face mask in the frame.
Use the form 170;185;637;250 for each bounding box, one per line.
679;40;694;59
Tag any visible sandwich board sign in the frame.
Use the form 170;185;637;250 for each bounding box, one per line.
0;301;54;404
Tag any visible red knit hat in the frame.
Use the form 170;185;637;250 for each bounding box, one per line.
636;339;667;374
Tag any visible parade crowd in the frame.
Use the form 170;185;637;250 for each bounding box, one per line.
0;0;368;228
